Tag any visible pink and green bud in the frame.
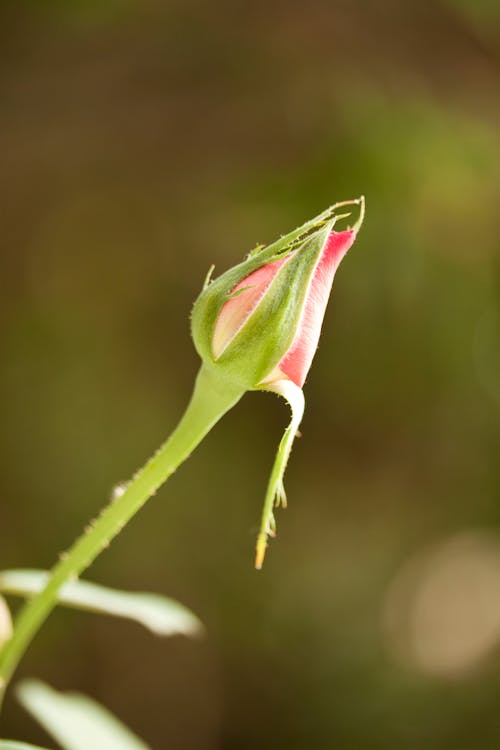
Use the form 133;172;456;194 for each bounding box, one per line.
214;227;356;388
191;197;365;567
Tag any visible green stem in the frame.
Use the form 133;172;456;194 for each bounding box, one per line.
0;365;243;707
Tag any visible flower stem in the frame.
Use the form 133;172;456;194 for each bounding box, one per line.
0;366;243;708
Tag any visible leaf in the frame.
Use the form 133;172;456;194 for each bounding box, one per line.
0;742;51;750
0;569;202;637
17;680;151;750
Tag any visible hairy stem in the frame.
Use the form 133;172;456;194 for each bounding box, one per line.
0;366;243;708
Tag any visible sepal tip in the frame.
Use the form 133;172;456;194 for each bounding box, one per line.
255;535;267;570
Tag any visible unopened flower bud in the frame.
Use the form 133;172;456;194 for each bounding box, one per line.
191;197;365;566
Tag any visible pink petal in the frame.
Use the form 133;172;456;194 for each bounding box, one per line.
276;229;355;387
212;255;289;358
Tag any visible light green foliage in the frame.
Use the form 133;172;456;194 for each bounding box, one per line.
0;569;202;638
17;680;150;750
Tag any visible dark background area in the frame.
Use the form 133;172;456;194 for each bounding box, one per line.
1;1;499;748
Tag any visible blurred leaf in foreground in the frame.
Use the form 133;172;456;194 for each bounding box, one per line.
17;680;150;750
0;570;202;638
0;596;13;650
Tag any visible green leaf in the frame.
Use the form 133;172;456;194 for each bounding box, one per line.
17;680;150;750
0;743;51;750
0;569;202;637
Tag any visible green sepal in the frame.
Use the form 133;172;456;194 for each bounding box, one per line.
255;380;305;569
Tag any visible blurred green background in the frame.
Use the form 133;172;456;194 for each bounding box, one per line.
1;1;499;747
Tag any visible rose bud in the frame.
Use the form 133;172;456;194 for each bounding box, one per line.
191;197;365;567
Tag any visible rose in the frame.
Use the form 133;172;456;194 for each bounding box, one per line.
192;197;365;566
0;197;366;715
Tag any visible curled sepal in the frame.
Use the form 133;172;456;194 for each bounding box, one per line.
255;380;305;569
